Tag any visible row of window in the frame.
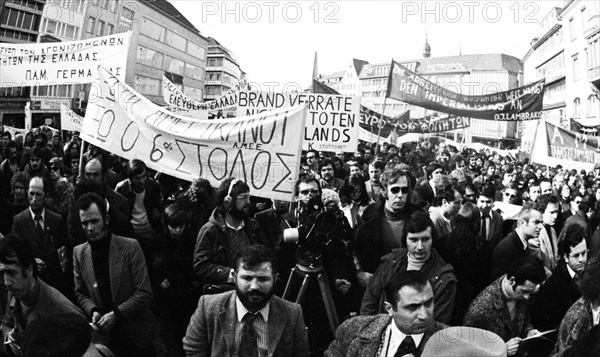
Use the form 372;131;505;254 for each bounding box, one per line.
85;16;115;36
31;84;78;98
0;28;36;42
40;18;80;39
572;96;598;118
47;0;85;13
141;17;206;60
1;7;40;31
134;75;202;99
567;3;597;41
136;46;204;81
6;0;44;11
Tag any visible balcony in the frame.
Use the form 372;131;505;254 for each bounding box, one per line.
590;65;600;90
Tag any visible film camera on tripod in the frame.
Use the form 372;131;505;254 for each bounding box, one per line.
281;184;354;337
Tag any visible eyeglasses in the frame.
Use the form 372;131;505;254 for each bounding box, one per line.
299;189;319;196
504;193;516;198
390;186;409;195
306;156;316;160
236;194;251;201
50;167;60;171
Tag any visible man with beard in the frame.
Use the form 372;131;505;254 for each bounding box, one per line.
184;244;310;357
319;159;344;193
193;178;267;291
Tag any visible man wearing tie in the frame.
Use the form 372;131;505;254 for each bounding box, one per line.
476;182;504;250
11;176;70;297
325;271;447;357
184;245;310;357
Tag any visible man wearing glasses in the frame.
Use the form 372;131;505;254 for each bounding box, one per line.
193;178;267;292
353;169;424;289
304;150;320;178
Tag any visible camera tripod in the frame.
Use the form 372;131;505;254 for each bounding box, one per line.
282;263;339;334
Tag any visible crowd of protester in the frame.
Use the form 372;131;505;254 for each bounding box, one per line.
1;126;600;357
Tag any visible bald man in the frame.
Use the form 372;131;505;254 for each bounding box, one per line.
11;177;72;297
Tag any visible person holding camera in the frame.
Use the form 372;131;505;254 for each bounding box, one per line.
193;178;267;293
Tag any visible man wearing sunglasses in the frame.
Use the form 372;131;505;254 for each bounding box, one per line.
353;168;424;289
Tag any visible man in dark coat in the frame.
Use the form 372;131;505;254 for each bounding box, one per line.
11;177;71;297
193;178;267;290
491;207;544;280
353;168;423;288
530;224;587;332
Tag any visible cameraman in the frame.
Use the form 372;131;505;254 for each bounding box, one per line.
279;176;356;353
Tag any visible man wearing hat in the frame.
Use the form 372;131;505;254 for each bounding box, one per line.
325;270;446;357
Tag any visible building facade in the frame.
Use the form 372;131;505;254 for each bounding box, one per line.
320;51;524;148
203;37;243;101
521;0;600;153
5;0;209;129
0;0;46;128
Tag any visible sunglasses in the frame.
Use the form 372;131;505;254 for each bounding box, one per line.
504;193;516;198
299;189;319;196
50;167;60;171
390;186;409;195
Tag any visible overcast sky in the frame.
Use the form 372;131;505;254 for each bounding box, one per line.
171;0;565;90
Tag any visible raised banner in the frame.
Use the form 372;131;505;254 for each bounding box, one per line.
81;67;307;200
60;104;83;132
387;60;545;121
545;122;600;164
395;114;470;133
0;32;131;87
237;91;360;152
163;75;245;113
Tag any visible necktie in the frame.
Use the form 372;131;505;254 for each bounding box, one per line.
240;313;259;357
34;214;44;241
481;214;489;241
394;336;417;357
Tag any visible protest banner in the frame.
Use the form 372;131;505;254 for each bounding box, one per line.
80;66;307;200
313;79;406;138
60;104;83;132
237;91;360;152
163;75;245;113
395;114;470;133
387;60;545;121
545;122;600;164
570;118;600;135
0;32;130;87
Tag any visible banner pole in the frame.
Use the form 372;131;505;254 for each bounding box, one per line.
78;139;86;180
376;95;388;153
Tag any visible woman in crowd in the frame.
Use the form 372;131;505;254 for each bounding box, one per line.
560;184;572;213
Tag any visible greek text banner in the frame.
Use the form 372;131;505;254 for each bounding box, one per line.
0;32;131;87
81;67;307;200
